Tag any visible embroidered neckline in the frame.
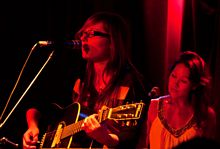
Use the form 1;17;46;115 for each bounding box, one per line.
158;99;196;138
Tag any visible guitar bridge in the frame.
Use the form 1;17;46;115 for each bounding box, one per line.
51;121;65;147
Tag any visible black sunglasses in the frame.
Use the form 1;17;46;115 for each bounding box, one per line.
80;30;110;38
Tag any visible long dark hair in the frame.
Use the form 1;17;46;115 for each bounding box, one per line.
75;12;144;111
170;51;212;128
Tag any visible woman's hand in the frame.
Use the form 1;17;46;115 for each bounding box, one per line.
23;127;39;149
81;114;101;137
81;114;119;147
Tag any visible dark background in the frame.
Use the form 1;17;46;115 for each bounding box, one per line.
0;0;219;147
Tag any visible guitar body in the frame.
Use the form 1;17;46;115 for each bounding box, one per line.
38;101;144;149
39;102;95;148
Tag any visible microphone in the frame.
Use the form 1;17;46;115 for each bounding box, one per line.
148;86;160;98
38;40;82;49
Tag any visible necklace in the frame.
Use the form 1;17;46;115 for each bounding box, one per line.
94;73;111;94
97;86;104;94
95;81;106;94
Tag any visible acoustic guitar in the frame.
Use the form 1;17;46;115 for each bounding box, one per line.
38;101;144;148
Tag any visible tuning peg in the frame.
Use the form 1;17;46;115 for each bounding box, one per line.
133;120;137;126
126;121;131;126
121;121;125;127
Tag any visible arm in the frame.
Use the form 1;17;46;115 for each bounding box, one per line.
135;98;159;148
23;108;41;149
146;99;158;148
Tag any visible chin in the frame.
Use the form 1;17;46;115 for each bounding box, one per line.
169;91;178;97
82;52;89;59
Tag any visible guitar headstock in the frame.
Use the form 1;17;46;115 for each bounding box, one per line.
98;102;144;124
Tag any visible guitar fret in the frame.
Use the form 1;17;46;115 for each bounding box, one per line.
61;119;84;139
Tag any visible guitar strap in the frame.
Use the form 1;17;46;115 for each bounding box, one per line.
116;86;130;100
73;78;81;95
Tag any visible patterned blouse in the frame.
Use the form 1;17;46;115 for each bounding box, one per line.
149;96;201;149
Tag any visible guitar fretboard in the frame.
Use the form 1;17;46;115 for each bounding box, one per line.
61;119;84;139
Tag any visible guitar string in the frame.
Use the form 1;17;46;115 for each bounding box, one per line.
44;119;84;136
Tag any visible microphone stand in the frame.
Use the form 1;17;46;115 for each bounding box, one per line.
0;50;54;129
0;42;54;147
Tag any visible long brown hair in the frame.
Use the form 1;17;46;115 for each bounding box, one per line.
75;12;142;111
170;51;212;128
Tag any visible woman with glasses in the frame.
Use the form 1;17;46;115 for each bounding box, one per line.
23;12;148;149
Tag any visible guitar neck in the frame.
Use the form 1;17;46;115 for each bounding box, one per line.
61;119;84;139
58;102;143;140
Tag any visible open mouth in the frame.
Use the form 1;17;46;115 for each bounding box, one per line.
82;44;90;53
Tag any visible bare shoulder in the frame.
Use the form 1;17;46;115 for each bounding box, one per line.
148;96;164;121
148;97;161;111
149;95;170;110
149;98;159;108
148;95;170;120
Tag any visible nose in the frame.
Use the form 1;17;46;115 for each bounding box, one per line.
80;33;88;42
174;79;180;88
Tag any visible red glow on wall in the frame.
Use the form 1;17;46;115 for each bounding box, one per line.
164;0;184;91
